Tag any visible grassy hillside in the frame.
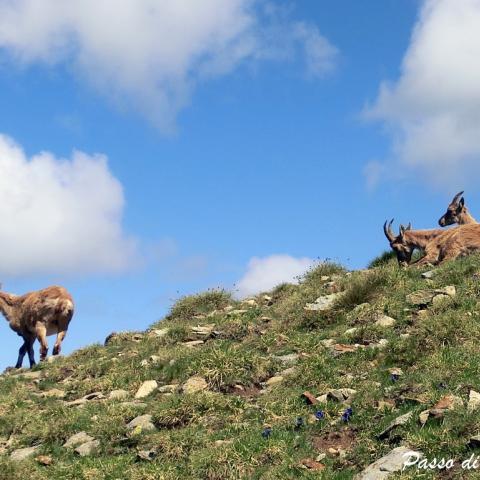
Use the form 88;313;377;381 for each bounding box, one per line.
2;254;480;478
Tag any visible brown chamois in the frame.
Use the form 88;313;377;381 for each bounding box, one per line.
383;219;445;266
0;285;74;368
438;191;477;226
384;220;480;267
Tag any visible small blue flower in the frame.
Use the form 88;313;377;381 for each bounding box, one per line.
390;373;400;382
341;407;353;422
315;410;325;420
262;427;272;438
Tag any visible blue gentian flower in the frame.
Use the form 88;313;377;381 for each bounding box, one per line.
262;427;272;438
341;407;353;422
315;410;325;420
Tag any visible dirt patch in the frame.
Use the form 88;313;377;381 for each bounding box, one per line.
311;427;358;453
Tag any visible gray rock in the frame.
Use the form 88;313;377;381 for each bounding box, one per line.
377;411;413;440
74;440;100;457
375;315;396;327
327;388;357;404
127;414;156;431
108;389;129;400
134;380;158;399
190;324;215;337
468;390;480;412
182;376;208;394
304;293;341;312
63;432;95;448
10;446;40;461
264;376;284;387
355;446;423;479
181;340;204;347
151;328;169;337
421;270;436;279
137;448;157;461
158;384;179;393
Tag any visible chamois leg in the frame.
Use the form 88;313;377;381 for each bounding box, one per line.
52;330;67;356
14;341;27;369
26;337;36;368
35;323;48;362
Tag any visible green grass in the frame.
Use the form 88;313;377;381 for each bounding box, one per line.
4;257;480;478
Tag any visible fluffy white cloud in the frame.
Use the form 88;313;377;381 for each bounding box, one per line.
0;0;338;132
0;134;136;276
366;0;480;187
235;254;314;298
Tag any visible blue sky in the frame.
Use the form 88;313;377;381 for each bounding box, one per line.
0;0;477;369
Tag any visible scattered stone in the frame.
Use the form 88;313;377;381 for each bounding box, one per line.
158;384;178;394
377;400;396;411
182;376;208;394
149;355;161;363
46;355;61;364
274;353;300;365
468;435;480;448
137;449;157;461
63;432;94;448
190;324;215;337
304;293;342;312
321;339;335;348
375;315;396;327
127;414;156;432
13;370;42;380
109;389;129;400
75;440;100;457
300;458;325;471
65;392;105;407
421;270;436;279
388;368;403;377
377;411;413;440
134;380;158;399
140;359;149;367
214;439;233;446
327;388;357;404
10;446;40;461
265;376;284;387
41;388;65;399
228;309;248;316
316;453;327;462
120;401;147;408
432;294;450;306
468;390;480;412
182;340;204;348
355;446;423;479
333;344;358;355
36;455;53;466
150;328;169;338
344;327;358;336
301;391;318;405
242;298;257;306
406;290;436;306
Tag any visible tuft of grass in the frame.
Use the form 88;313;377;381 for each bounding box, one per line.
368;250;396;268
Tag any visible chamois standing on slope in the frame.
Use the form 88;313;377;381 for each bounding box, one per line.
0;286;74;368
438;191;477;226
384;220;480;267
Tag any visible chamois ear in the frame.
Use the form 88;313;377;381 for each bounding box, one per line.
459;197;465;208
399;223;411;237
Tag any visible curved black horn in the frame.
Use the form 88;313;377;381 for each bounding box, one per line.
451;191;464;205
383;219;395;242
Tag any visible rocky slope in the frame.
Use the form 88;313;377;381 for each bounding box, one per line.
1;255;480;479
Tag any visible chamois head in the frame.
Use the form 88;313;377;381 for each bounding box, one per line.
438;191;465;226
383;219;414;266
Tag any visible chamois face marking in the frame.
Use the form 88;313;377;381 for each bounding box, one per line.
383;220;414;266
439;191;464;226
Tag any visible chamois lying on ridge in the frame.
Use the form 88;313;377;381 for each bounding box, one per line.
0;286;74;368
384;220;480;267
439;191;477;226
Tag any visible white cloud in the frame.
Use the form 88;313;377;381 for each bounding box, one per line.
366;0;480;187
0;134;136;276
0;0;338;132
235;254;314;298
